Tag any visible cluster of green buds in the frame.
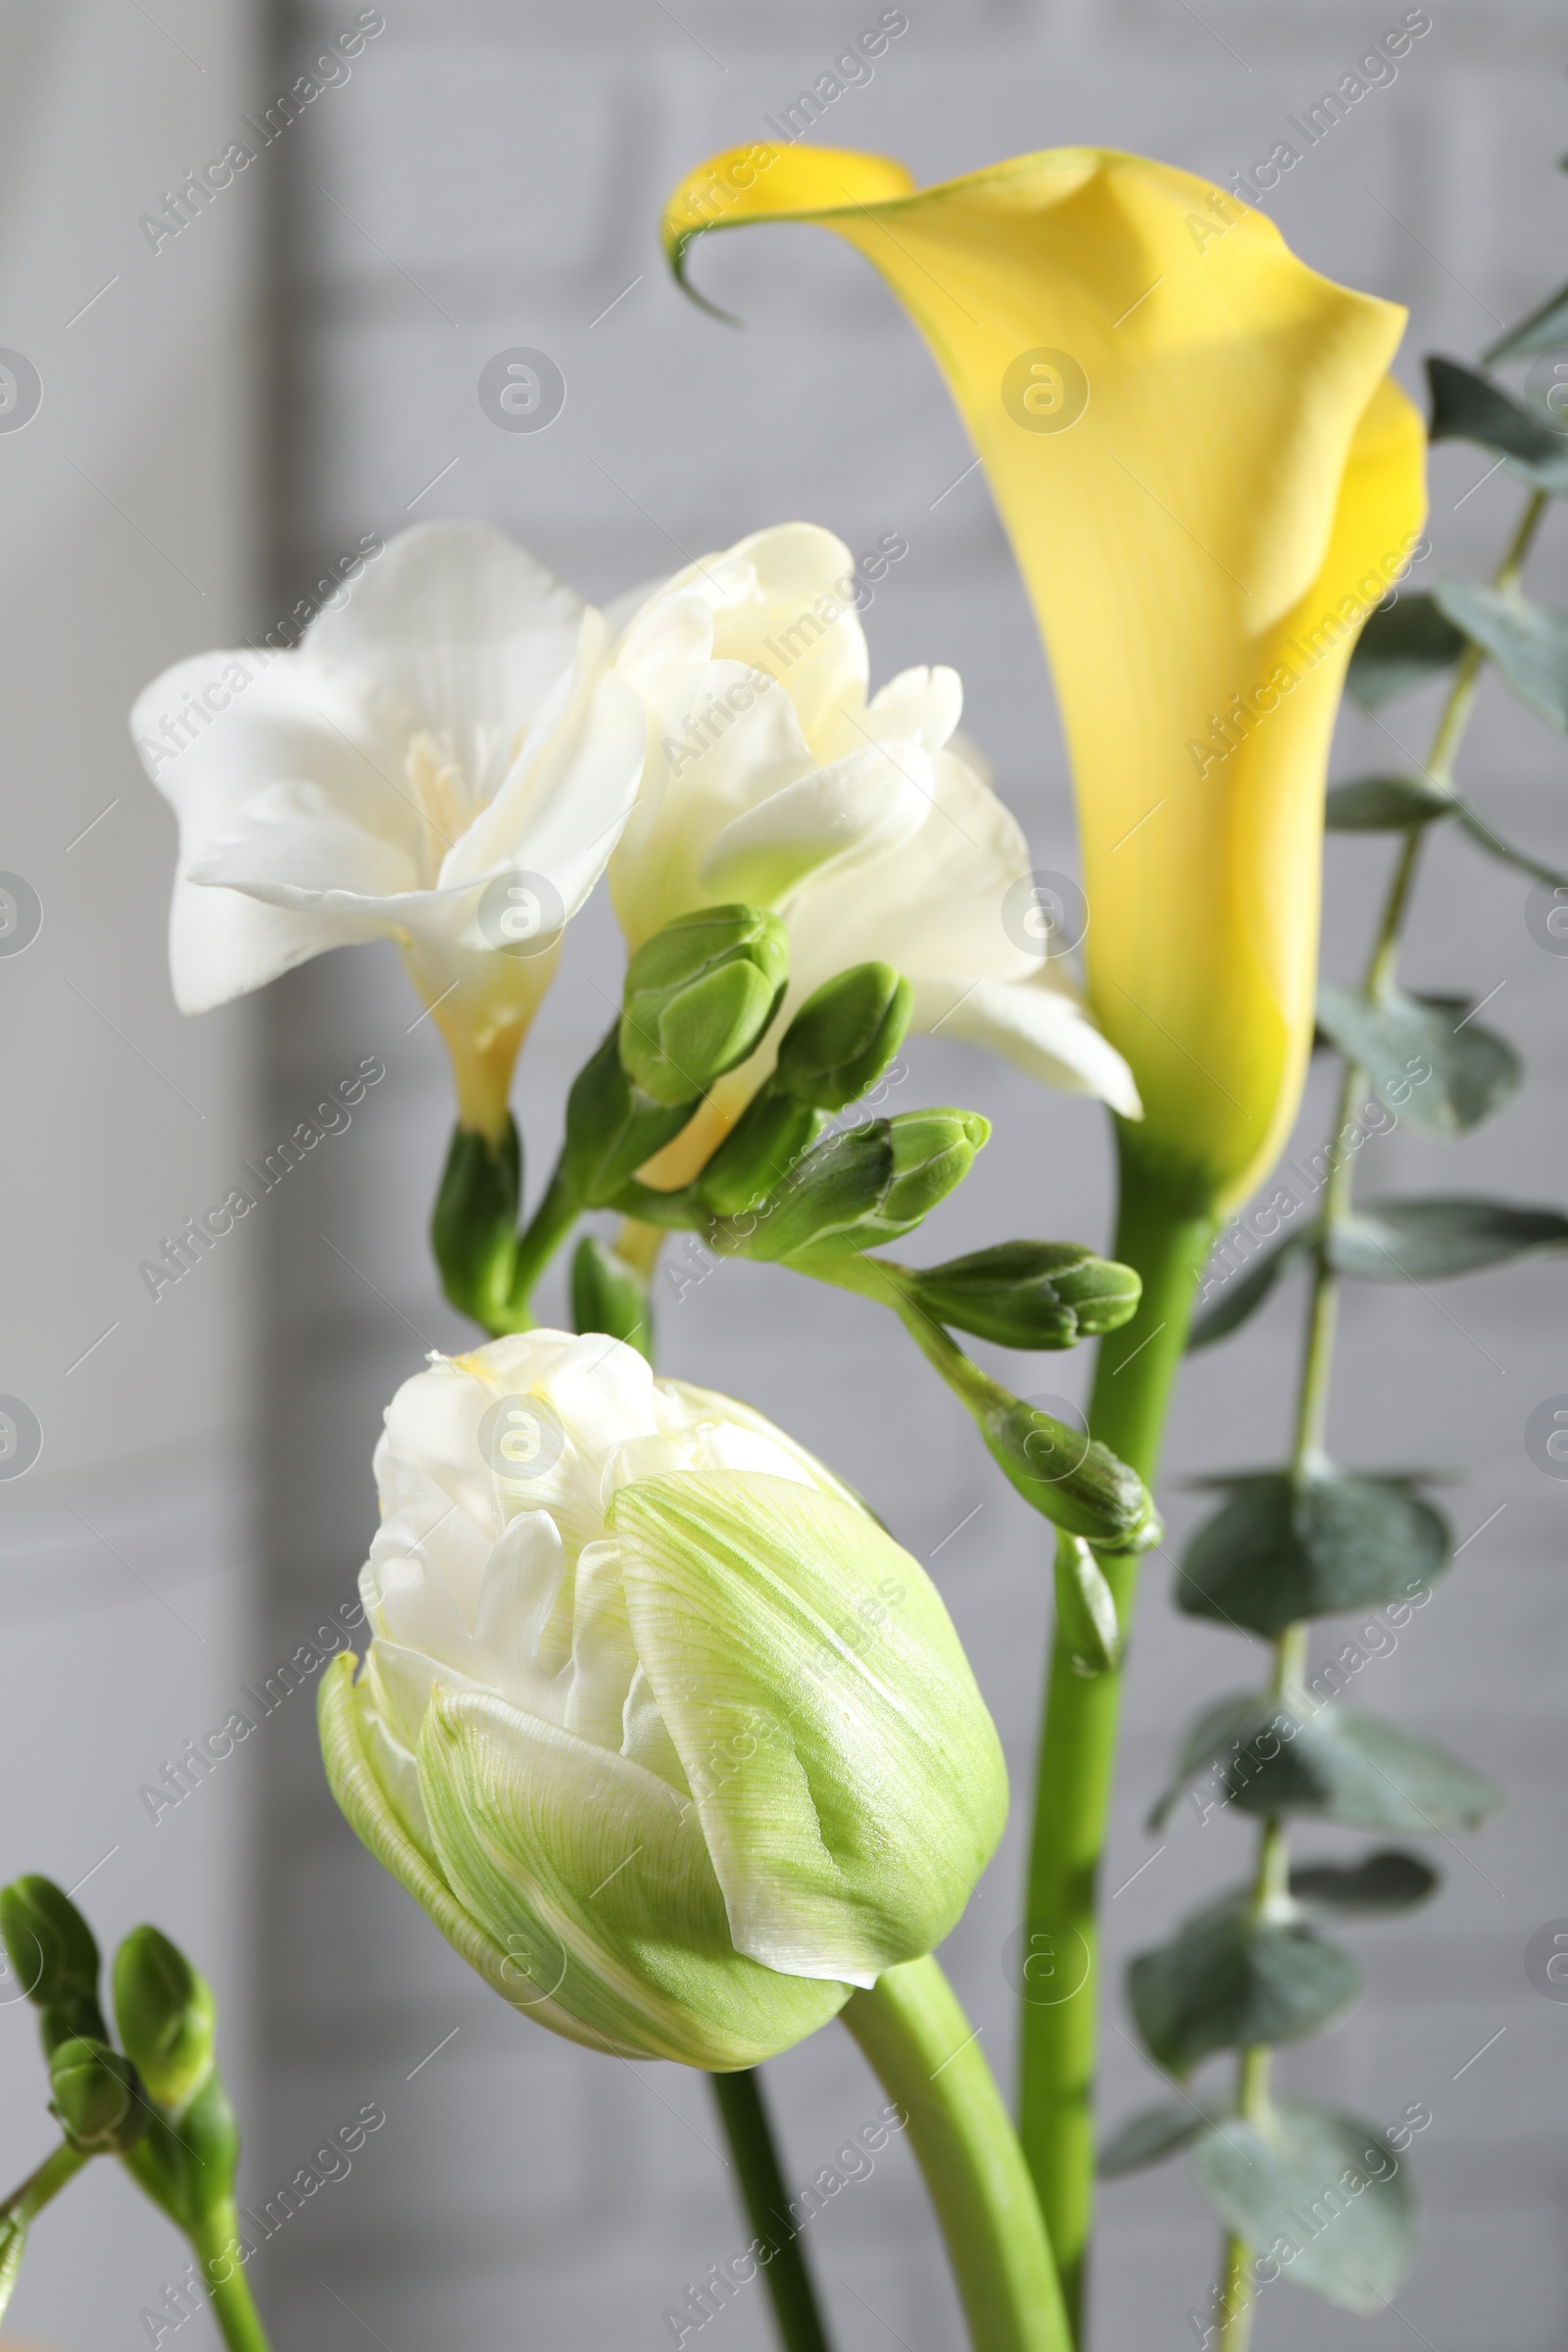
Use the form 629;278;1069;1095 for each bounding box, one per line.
0;1879;255;2337
426;896;1159;1570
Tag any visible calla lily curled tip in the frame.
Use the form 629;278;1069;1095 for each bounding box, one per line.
320;1331;1006;2068
662;146;1428;1212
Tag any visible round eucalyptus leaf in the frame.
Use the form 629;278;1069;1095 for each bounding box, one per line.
1289;1850;1440;1918
1324;774;1456;831
1435;577;1568;734
1330;1197;1568;1281
1227;1707;1501;1836
1099;2100;1214;2179
1127;1912;1360;2078
1192;2100;1417;2312
1317;982;1520;1139
1347;594;1466;711
1178;1467;1450;1637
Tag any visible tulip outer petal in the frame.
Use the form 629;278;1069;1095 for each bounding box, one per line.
610;1472;1007;1985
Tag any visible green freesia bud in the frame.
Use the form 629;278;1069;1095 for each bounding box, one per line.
321;1332;1005;2069
978;1393;1152;1549
619;906;789;1106
773;962;911;1111
693;1093;823;1217
571;1235;653;1361
0;1876;107;2047
113;1928;216;2114
1054;1531;1122;1676
563;1031;699;1207
48;2037;146;2154
908;1243;1142;1349
739;1111;988;1261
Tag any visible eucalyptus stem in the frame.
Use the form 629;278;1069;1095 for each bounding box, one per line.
842;1957;1072;2352
1205;481;1547;2343
710;2071;833;2352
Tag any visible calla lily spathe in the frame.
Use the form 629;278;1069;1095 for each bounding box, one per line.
662;148;1428;1212
131;523;647;1139
609;522;1140;1187
320;1331;1006;2067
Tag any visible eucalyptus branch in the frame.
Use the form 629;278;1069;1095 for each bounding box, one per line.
1206;479;1548;2350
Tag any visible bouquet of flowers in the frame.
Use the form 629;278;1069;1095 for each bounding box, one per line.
10;129;1565;2352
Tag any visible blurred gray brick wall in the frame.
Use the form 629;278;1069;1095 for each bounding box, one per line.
235;3;1568;2347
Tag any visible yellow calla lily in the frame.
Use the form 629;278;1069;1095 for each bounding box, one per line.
662;144;1427;1217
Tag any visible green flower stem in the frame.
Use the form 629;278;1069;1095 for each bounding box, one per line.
189;2203;273;2352
0;2137;90;2224
1018;1145;1216;2336
1205;485;1548;2341
503;1163;580;1321
710;2071;833;2352
842;1957;1071;2352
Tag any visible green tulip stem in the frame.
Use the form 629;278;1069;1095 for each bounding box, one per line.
710;2071;834;2352
843;1958;1071;2352
1018;1148;1215;2337
188;2203;274;2352
0;2137;90;2225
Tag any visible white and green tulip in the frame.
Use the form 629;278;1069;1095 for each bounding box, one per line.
320;1332;1005;2069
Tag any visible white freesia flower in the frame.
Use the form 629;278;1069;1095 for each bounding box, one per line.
319;1330;1005;2068
131;522;646;1136
607;523;1140;1184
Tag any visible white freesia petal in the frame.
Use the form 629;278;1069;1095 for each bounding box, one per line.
909;971;1143;1115
698;523;868;755
608;527;1133;1122
305;519;585;739
133;521;641;1130
133;653;416;1011
699;739;933;906
861;663;964;755
191;778;426;906
612;580;710;678
782;744;1029;982
452;681;647;924
611;664;817;944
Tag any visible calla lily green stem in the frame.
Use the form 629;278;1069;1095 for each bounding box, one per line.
711;2071;833;2352
1019;1152;1215;2335
843;1957;1071;2352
